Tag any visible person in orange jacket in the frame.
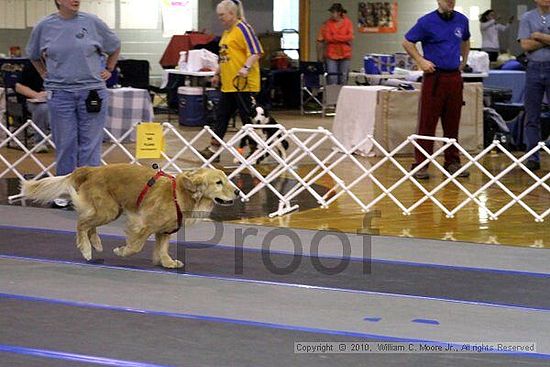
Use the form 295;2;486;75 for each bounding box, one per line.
316;3;354;85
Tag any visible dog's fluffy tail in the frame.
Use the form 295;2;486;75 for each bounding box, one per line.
21;175;75;204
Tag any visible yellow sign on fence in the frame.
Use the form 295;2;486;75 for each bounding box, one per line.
136;122;164;159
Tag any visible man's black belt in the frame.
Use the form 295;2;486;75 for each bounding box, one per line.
435;68;460;73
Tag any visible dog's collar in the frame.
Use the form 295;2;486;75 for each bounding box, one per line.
136;170;182;234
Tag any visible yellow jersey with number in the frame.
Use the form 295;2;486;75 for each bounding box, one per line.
219;20;263;93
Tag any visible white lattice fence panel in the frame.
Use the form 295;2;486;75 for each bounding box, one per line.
2;120;548;221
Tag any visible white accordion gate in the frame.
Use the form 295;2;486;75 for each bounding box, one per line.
1;119;549;222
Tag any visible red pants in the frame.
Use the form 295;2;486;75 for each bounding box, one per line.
414;71;463;166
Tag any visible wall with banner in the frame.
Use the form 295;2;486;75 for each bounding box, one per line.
357;1;398;34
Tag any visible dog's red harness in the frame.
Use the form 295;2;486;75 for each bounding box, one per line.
136;170;182;234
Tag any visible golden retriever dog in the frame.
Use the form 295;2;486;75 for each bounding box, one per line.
21;164;237;268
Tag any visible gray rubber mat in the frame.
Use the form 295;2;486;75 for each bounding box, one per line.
0;353;97;367
0;227;548;310
0;297;543;367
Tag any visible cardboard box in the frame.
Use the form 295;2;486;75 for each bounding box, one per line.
374;83;484;155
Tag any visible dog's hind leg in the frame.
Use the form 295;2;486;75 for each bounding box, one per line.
76;224;94;261
87;208;121;253
88;228;102;253
277;143;288;161
75;199;120;260
153;233;183;269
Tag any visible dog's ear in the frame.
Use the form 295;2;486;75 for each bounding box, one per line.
179;171;206;200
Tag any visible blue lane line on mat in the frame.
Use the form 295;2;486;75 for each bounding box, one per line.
363;317;382;322
1;223;549;279
0;292;548;361
2;253;550;313
411;319;440;326
0;343;175;367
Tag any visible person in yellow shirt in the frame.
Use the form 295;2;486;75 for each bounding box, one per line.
200;0;263;160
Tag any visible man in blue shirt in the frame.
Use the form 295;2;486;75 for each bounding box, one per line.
402;0;471;179
517;0;550;172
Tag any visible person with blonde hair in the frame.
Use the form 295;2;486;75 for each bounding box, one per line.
200;0;263;161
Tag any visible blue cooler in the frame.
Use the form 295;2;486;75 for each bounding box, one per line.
365;53;395;73
394;52;414;70
363;56;380;74
178;86;204;126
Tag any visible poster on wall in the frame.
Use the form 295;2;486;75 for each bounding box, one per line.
160;0;197;37
357;1;398;33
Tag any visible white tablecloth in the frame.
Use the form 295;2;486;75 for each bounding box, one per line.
106;87;154;141
349;71;487;84
332;84;484;157
332;86;393;156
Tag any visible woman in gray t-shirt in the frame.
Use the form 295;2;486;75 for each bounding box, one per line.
26;0;121;191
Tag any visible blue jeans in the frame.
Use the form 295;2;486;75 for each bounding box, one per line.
26;102;50;145
524;61;550;162
325;58;350;85
47;89;108;175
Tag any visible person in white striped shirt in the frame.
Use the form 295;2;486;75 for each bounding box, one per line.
479;9;514;61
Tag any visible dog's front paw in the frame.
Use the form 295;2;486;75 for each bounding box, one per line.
161;259;184;269
113;246;124;257
77;242;93;260
80;249;92;261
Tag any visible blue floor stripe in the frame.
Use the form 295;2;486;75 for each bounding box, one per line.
1;223;549;278
0;292;548;361
0;344;175;367
411;319;440;326
2;253;549;313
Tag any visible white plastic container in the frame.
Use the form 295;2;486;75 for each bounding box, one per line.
467;51;490;73
178;51;187;71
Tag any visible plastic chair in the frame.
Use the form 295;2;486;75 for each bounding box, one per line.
299;62;344;117
300;61;324;115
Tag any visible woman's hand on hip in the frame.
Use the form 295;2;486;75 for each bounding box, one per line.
100;69;112;81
